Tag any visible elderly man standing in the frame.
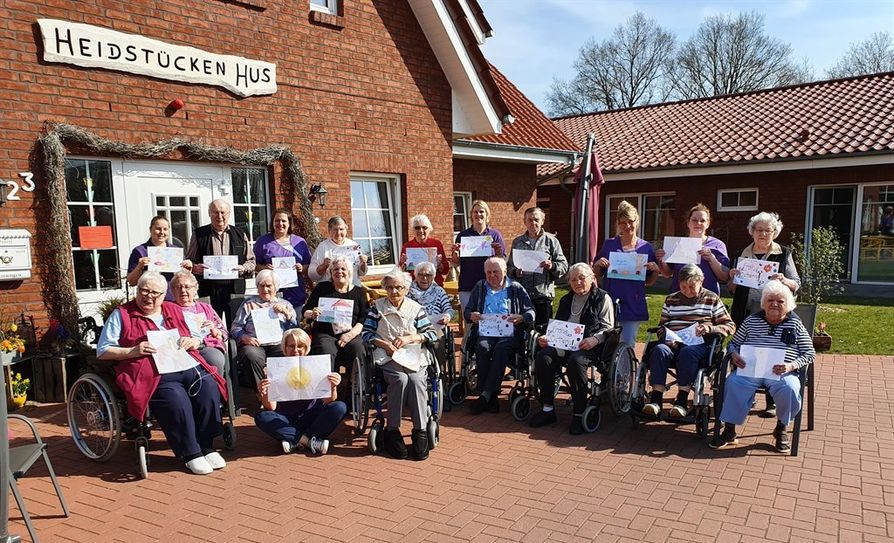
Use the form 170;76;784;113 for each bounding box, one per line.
185;199;256;321
507;207;568;330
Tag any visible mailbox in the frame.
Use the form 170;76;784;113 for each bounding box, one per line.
0;229;33;280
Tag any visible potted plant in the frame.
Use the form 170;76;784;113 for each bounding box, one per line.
0;322;26;366
790;226;845;350
9;372;30;410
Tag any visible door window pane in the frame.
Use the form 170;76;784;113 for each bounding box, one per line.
810;186;855;280
857;185;894;283
453;193;472;237
642;194;675;245
231;167;268;243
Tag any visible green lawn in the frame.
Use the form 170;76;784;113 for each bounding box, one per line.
553;287;894;356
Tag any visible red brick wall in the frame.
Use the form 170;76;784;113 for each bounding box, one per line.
0;1;454;334
452;159;537;245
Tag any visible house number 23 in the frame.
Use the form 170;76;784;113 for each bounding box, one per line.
4;172;35;200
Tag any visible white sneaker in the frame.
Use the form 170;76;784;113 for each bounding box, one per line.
669;404;687;418
204;451;226;470
185;456;213;475
282;440;293;454
307;436;329;456
642;403;661;416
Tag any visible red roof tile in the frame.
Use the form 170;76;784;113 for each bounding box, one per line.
461;64;579;153
540;72;894;177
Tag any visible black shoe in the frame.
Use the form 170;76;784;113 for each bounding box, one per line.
773;424;791;453
469;396;488;415
529;409;557;428
708;426;738;449
411;429;429;461
383;428;408;459
487;395;500;413
569;415;585;435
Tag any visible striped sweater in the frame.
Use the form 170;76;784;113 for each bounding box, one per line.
362;297;438;366
659;288;736;339
728;312;815;370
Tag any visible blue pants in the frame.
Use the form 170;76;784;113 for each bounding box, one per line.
719;372;802;426
647;343;711;388
148;366;222;459
618;321;641;347
255;401;347;445
475;336;518;397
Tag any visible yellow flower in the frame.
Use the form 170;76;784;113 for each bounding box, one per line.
8;324;17;333
14;373;21;381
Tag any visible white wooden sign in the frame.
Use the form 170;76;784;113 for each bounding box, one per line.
38;19;277;97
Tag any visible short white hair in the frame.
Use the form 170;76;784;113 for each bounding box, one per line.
484;256;506;272
568;262;594;280
137;271;167;291
255;269;280;291
382;266;411;288
208;198;231;213
747;211;783;238
410;214;433;230
414;261;437;277
170;270;198;289
760;280;796;313
329;255;354;281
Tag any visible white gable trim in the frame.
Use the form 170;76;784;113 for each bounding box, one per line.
453;141;575;164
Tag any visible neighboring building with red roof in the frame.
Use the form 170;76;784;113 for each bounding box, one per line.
540;72;894;285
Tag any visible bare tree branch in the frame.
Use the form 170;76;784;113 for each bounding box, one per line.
827;31;894;79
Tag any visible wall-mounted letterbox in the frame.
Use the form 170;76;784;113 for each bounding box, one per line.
0;229;33;281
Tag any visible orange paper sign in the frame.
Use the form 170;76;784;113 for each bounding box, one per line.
78;226;114;249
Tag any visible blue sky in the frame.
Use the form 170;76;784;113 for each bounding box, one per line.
480;0;894;112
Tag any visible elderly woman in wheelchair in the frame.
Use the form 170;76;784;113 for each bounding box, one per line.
709;281;815;452
96;272;228;475
362;267;439;460
528;263;615;434
642;264;735;419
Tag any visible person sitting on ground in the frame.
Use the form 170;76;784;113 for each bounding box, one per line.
255;328;347;456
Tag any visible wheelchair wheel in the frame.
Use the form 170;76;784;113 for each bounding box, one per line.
510;395;532;422
427;418;439;450
582;403;602;433
368;422;382;453
136;437;149;479
448;381;467;405
352;359;369;436
508;385;523;407
609;345;637;415
67;373;122;461
223;421;237;450
695;408;710;438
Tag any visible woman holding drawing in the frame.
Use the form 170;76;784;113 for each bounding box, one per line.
255;328;346;456
96;272;227;475
170;271;228;377
593;201;659;346
399;214;449;286
528;263;615;434
451;200;506;311
308;216;368;287
642;264;735;419
407;261;455;371
126;215;188;301
362;267;438;460
253;209;313;315
709;281;814;452
655;203;730;295
230;270;298;392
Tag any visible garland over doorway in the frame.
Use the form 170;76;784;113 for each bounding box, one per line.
36;122;320;333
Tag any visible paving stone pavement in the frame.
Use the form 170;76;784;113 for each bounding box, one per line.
5;352;893;542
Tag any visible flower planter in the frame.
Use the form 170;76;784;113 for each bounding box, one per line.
813;334;832;352
9;394;26;410
0;351;22;366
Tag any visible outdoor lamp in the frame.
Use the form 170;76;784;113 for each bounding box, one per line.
309;183;328;208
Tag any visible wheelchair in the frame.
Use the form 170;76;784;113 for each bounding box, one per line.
351;342;443;453
447;322;533;407
66;316;237;479
630;328;727;438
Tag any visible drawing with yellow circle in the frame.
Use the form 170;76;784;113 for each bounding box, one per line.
285;365;311;390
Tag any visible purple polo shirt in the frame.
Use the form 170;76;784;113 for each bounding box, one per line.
596;237;657;322
127;240;181;301
455;226;506;292
253;233;313;308
668;235;730;295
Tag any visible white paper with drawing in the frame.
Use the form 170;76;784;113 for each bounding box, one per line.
405;247;437;269
147;246;183;273
459;235;494;258
266;355;332;402
607;251;648;282
391;344;425;372
478;313;514;337
318;297;354;334
202;255;239;280
662;237;702;265
733;258;779;289
326;244;361;264
664;323;705;346
272;256;299;288
737;345;784;381
546;319;585;351
251;307;284;345
512;249;548;274
182;309;210;338
146;329;198;374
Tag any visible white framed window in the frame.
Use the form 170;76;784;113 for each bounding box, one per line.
350;173;401;273
717;188;759;212
604;192;675;245
231;167;269;244
453;192;473;238
153;194;202;248
310;0;338;15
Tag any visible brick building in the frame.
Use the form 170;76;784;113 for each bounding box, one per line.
539;72;894;286
0;1;574;340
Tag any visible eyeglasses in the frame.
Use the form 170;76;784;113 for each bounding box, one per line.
383;285;406;291
138;288;165;299
413;226;429;231
755;228;774;234
417;273;434;278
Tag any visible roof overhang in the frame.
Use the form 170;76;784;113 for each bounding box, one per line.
408;0;503;138
454;140;576;165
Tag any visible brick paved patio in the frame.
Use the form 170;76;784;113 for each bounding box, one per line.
5;353;893;542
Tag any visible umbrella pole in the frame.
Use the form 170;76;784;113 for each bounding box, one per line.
575;134;596;263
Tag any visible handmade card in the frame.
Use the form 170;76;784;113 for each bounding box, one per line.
391;344;424;372
182;309;210;338
512;249;548;274
272;256;299;288
737;345;784;381
662;237;702;265
664;323;705;346
607;251;648;282
317;297;354;334
459;235;494;258
202;255;239;280
546;319;585;351
733;258;780;289
478;313;514;337
251;307;284;345
266;355;332;402
326;244;361;264
147;246;184;273
405;247;438;270
146;329;198;374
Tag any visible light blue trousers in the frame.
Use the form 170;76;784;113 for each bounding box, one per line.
719;371;802;427
618;321;641;346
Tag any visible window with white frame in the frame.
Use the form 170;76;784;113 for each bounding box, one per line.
310;0;338;15
605;192;675;245
717;188;758;212
351;174;400;269
153;194;201;249
453;192;472;238
64;158;122;292
231;167;269;243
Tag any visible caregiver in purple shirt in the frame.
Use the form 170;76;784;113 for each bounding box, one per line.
451;199;506;311
656;203;730;295
253;208;313;313
594;200;659;346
